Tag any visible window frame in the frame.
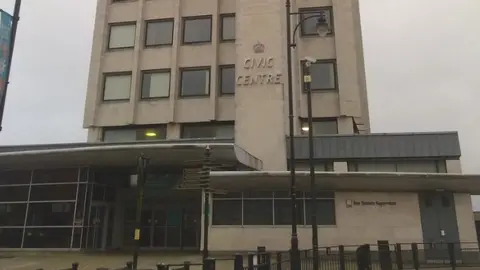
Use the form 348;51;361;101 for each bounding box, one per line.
144;18;175;47
220;13;236;42
102;125;168;142
347;159;448;173
182;15;213;45
179;66;211;98
140;69;171;100
300;117;338;135
107;22;137;50
102;72;132;102
180;121;234;139
298;6;335;37
301;59;338;91
218;64;235;96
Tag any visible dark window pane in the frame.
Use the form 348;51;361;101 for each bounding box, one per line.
75;184;90;226
0;203;27;226
308;62;336;90
29;184;78;201
92;185;106;201
243;200;273;225
183;17;212;43
274;199;304;225
0;170;31;185
72;228;83;248
79;168;89;183
221;15;235;41
213;192;242;199
146;20;174;46
105;186;116;202
181;125;215;138
180;69;210;96
103;126;167;142
33;168;79;183
300;120;338;135
23;228;73;248
220;66;235;94
27;202;75;226
305;199;335;225
0;228;23;248
304;191;335;199
243;191;273;198
442;196;451;207
0;186;29;202
300;8;333;36
212;200;242;225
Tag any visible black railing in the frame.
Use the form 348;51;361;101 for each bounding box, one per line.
31;241;480;270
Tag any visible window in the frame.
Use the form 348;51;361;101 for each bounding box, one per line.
145;19;174;46
103;73;132;101
220;14;235;41
179;67;210;97
299;7;334;37
300;118;338;135
303;60;337;90
181;123;234;139
348;160;447;173
212;191;335;226
141;70;170;99
219;65;235;95
183;16;212;44
108;23;136;49
295;162;334;171
103;125;167;142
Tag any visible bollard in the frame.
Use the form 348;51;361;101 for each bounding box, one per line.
203;258;216;270
183;261;191;270
339;245;345;270
157;262;168;270
247;252;255;270
126;261;133;270
234;254;243;270
72;262;79;270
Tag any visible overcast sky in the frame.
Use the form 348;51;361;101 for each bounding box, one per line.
0;0;479;206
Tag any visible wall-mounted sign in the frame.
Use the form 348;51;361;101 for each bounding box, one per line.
346;199;397;208
236;42;283;87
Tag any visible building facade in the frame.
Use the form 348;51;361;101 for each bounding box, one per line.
0;0;479;251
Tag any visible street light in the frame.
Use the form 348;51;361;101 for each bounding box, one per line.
284;1;331;269
132;154;149;270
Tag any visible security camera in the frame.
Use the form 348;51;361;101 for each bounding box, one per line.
304;56;317;64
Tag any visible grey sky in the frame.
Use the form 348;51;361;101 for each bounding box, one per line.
0;0;479;206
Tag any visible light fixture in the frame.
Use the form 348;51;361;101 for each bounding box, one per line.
315;13;330;37
145;131;157;137
301;125;309;132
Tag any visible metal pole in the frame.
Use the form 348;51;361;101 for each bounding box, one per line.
0;0;21;131
132;154;148;270
285;0;300;269
304;63;319;270
202;146;212;260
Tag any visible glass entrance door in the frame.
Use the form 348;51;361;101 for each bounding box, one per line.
86;203;109;250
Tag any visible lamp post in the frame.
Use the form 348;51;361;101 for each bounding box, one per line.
132;154;149;270
284;1;330;269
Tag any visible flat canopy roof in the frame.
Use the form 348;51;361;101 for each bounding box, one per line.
0;140;263;170
209;171;480;194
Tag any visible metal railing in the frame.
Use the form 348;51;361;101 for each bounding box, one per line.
31;241;480;270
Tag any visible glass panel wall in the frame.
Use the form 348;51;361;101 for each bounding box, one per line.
0;168;92;249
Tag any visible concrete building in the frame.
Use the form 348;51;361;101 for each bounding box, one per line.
0;0;479;251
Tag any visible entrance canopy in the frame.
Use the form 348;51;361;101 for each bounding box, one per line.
209;171;480;194
0;140;263;170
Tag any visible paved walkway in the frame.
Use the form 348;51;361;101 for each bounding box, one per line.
0;252;234;270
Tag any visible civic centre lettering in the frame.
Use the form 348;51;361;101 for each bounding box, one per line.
236;42;283;87
345;199;397;208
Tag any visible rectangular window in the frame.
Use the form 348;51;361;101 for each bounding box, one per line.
145;19;174;46
181;123;234;139
212;191;336;226
220;14;235;41
141;70;170;99
108;23;136;49
103;125;167;142
295;162;334;171
299;7;334;37
182;16;212;44
348;160;447;173
179;67;210;97
103;73;132;101
219;65;235;95
300;118;338;135
303;60;337;90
